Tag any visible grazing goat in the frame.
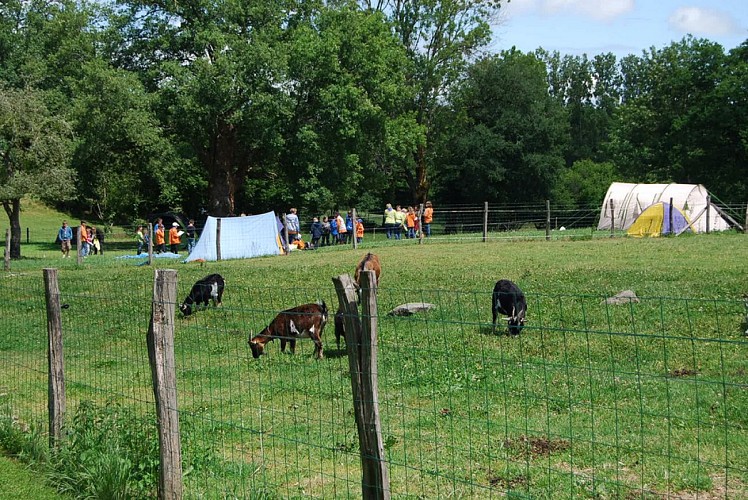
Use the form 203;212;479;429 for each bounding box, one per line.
354;252;381;291
180;274;225;316
336;253;382;349
492;279;527;335
249;301;328;359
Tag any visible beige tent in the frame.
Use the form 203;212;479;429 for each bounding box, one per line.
597;182;731;233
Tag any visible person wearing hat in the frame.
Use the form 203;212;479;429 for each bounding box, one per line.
169;222;182;254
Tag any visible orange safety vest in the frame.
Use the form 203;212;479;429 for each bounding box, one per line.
169;227;181;244
155;228;165;245
423;207;433;224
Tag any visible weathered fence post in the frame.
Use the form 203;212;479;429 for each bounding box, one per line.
609;200;615;238
332;271;391;500
282;213;289;255
44;268;66;449
418;203;424;245
706;196;711;234
545;200;551;241
669;197;674;236
147;269;183;500
4;228;9;271
352;208;359;250
482;202;488;243
745;202;748;234
76;225;83;265
216;218;222;261
148;223;154;266
26;227;29;244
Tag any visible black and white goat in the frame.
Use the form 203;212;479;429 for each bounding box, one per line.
249;301;328;359
180;274;225;316
492;279;527;335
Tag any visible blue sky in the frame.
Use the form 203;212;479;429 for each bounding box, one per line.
491;0;748;58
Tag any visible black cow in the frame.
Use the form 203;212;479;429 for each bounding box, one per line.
180;274;225;316
492;279;527;335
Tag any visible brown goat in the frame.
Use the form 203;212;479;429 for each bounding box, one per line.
249;301;328;359
354;252;381;290
336;253;382;349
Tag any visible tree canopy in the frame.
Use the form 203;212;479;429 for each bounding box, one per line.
0;0;746;256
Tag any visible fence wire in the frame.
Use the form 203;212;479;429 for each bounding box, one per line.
1;273;747;498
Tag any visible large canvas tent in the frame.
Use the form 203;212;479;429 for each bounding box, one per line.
597;183;731;233
626;202;692;237
184;212;284;262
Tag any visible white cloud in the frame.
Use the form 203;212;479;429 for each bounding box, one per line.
668;7;740;36
506;0;635;22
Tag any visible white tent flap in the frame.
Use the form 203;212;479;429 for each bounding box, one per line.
184;212;283;262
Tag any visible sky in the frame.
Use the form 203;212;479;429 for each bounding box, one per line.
491;0;748;58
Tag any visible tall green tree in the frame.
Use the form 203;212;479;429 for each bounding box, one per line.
361;0;507;204
435;50;568;204
113;0;295;216
0;87;75;258
278;5;412;214
609;36;745;199
69;60;188;223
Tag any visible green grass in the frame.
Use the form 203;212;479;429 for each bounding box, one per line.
0;455;67;499
2;201;748;498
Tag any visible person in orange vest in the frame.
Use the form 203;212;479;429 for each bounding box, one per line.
423;201;434;237
155;224;166;253
169;222;182;254
405;206;417;239
355;218;364;244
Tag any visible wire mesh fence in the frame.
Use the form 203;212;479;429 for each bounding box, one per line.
2;271;747;497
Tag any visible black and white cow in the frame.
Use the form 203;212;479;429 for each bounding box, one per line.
180;274;225;316
492;279;527;335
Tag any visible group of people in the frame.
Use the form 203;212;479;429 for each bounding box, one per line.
383;201;433;240
57;220;105;258
136;218;197;255
283;208;365;250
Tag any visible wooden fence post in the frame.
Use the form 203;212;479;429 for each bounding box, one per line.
352;208;359;250
44;268;66;449
148;223;154;266
669;197;674;236
706;196;711;234
147;269;183;500
545;200;551;241
744;202;748;235
332;271;391;500
609;200;615;238
216;218;222;261
418;203;424;245
482;202;488;243
76;226;83;265
4;228;9;271
282;213;289;255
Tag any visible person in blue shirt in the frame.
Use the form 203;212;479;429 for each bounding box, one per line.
58;220;73;258
345;211;354;244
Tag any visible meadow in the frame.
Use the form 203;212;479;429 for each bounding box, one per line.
1;201;748;498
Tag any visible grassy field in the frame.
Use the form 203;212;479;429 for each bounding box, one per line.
1;201;748;498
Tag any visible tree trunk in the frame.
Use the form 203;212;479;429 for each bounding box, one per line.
414;144;430;205
202;122;250;217
2;199;22;259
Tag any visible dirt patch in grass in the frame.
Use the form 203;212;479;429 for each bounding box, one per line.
488;472;529;490
668;367;699;377
503;434;569;459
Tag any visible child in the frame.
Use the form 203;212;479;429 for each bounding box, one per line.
356;218;364;244
310;217;322;249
